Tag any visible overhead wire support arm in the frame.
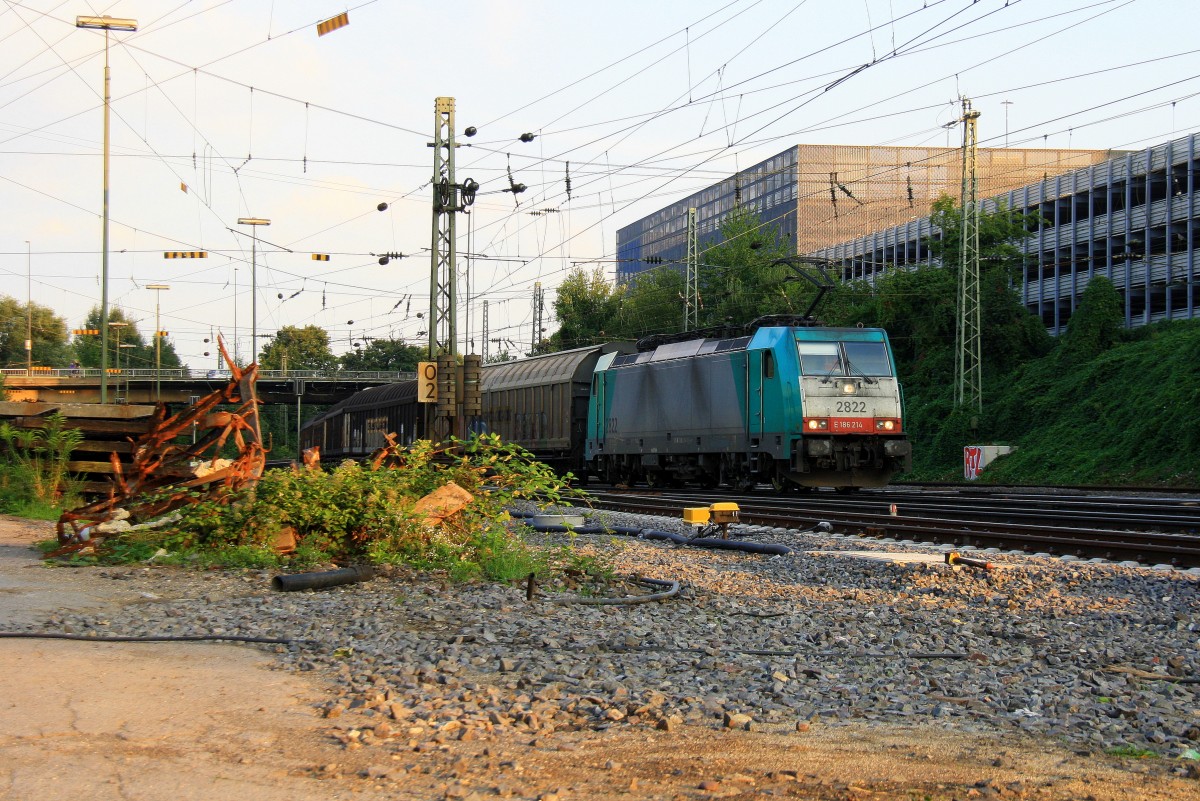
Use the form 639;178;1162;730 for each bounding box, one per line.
770;256;837;321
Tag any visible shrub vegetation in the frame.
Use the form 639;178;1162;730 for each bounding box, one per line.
96;434;611;582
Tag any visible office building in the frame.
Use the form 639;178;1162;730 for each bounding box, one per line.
616;143;1114;284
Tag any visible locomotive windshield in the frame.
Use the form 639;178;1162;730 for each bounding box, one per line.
797;341;893;377
842;341;892;376
797;343;844;376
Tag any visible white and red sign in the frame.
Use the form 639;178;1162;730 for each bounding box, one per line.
964;446;984;480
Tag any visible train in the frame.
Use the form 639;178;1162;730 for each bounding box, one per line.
299;316;911;491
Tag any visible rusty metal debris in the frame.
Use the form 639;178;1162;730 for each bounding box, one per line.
55;337;265;551
368;432;409;469
945;551;994;571
301;445;321;470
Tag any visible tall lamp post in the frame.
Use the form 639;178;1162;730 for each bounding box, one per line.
76;14;137;403
236;217;270;365
108;321;128;402
146;283;170;400
25;240;32;376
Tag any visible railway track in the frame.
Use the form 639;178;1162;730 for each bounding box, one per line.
581;485;1200;570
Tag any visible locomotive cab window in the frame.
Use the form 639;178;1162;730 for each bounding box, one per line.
797;343;843;376
841;342;893;376
763;351;775;378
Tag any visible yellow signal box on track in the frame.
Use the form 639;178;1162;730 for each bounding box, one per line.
682;502;740;539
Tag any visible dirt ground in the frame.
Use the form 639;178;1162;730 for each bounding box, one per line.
0;514;1195;801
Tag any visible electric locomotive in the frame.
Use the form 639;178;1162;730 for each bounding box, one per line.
585;316;910;492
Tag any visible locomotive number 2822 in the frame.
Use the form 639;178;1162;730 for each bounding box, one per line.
835;400;868;413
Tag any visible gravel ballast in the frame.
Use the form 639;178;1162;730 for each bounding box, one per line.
25;508;1200;762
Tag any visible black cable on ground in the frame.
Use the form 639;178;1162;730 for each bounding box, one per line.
514;509;792;555
542;575;680;605
640;528;792;556
0;632;298;645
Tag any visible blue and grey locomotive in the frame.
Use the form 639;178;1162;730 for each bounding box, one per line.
585;319;910;491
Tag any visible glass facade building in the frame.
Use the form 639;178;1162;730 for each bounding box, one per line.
808;133;1200;332
616;143;1113;285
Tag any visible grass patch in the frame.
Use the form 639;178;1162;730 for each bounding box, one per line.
1106;745;1159;759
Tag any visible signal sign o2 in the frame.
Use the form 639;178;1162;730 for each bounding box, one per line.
418;361;437;403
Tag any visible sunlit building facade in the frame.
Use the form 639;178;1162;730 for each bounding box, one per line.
808;132;1200;332
616;143;1114;284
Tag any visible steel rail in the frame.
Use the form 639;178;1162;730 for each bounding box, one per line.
583;490;1200;569
585;486;1200;534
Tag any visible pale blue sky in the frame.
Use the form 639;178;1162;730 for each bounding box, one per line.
1;0;1196;365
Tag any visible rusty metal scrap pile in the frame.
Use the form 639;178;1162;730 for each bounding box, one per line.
55;339;265;551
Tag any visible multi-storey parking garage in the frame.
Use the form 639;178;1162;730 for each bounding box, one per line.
809;133;1200;332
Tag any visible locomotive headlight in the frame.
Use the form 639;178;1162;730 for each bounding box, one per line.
874;418;898;431
804;418;829;431
841;381;857;395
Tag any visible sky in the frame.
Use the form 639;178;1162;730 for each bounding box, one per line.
2;0;1198;369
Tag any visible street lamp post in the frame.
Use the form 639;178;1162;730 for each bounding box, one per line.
236;217;270;365
108;321;129;403
76;14;138;404
146;284;170;400
118;344;136;401
25;240;31;376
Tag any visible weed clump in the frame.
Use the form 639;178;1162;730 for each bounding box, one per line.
85;434;607;584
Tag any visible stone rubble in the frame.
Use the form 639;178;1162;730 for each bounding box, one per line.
26;507;1200;765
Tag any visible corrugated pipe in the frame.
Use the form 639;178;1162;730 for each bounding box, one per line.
272;565;376;592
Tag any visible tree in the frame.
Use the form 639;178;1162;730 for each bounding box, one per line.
1058;276;1123;366
822;196;1050;391
926;194;1036;283
0;296;71;369
71;305;181;373
613;266;684;340
258;325;337;371
924;194;1052;379
339;339;424;371
485;350;515;364
697;206;794;327
551;266;621;351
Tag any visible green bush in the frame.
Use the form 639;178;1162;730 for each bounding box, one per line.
105;433;605;583
0;413;82;514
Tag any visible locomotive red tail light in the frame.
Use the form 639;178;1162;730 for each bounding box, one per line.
874;418;900;431
804;418;829;431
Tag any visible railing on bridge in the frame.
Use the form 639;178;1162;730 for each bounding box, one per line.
1;367;416;382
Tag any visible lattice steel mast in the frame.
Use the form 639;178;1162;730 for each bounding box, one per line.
429;97;458;359
955;98;983;413
531;282;545;355
684;207;699;331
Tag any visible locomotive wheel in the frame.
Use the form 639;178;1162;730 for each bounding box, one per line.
834;485;861;494
771;472;795;496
